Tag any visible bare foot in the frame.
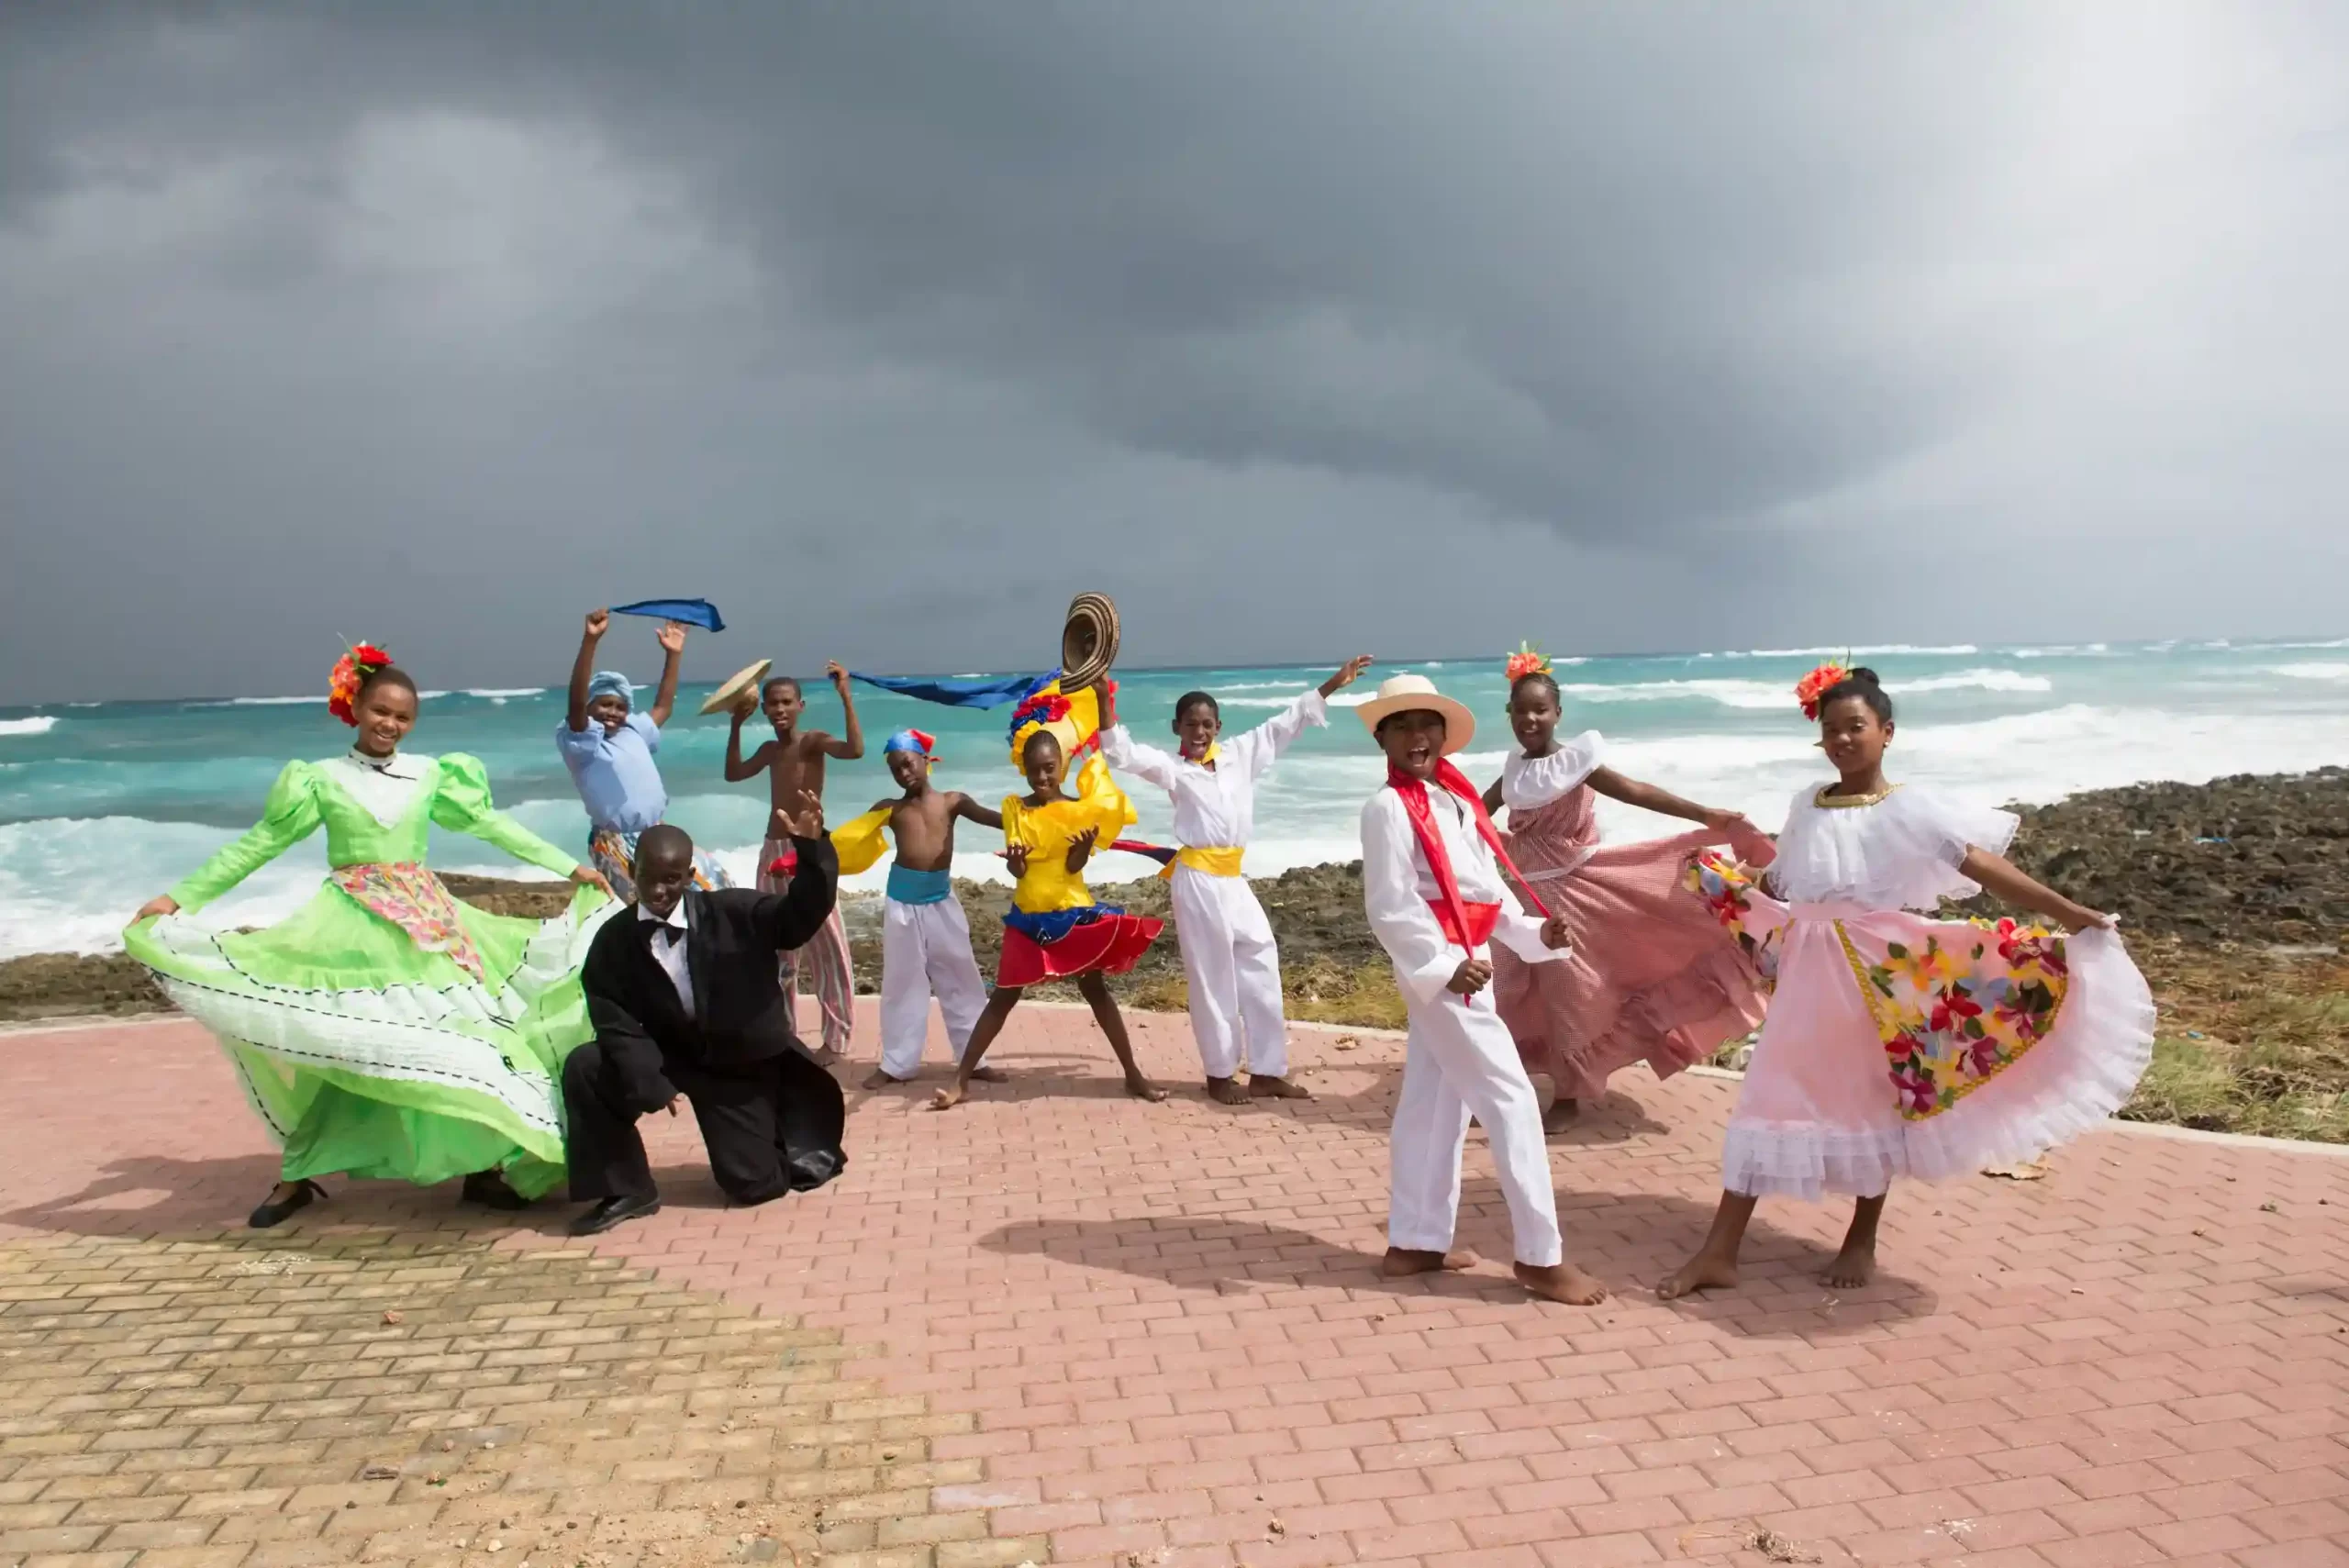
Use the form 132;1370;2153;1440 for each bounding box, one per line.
1125;1073;1170;1103
1207;1075;1250;1106
1380;1247;1478;1277
929;1084;967;1110
861;1068;907;1090
1656;1251;1740;1300
1822;1240;1876;1290
809;1045;844;1066
1516;1261;1609;1305
1249;1075;1312;1100
1542;1097;1580;1134
972;1066;1010;1083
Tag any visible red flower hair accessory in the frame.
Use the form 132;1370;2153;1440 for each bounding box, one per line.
1794;660;1850;720
1504;641;1552;682
328;643;395;727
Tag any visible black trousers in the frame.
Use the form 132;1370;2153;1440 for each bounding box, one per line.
562;1040;848;1206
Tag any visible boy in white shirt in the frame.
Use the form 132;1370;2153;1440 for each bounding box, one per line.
1098;655;1372;1103
1355;673;1608;1306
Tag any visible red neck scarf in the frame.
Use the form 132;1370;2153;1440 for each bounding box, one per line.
1386;758;1552;947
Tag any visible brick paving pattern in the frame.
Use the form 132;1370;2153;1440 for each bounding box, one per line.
6;1005;2347;1568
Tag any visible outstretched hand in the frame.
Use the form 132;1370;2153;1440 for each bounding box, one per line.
570;865;613;897
1003;842;1031;878
132;895;180;924
656;620;687;655
1066;826;1100;872
772;789;825;841
1321;654;1375;697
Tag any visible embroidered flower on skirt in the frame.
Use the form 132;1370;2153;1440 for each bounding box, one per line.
1681;852;1783;984
328;861;487;981
1844;917;2070;1122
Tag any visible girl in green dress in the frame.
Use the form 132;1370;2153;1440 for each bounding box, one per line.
128;648;617;1228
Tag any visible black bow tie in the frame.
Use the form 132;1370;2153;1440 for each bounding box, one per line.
647;921;685;948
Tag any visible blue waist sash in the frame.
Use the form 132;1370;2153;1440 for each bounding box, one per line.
886;864;954;906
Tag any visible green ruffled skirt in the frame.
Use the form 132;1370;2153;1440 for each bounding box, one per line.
126;880;616;1199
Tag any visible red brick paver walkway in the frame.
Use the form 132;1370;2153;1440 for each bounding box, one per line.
6;1006;2347;1568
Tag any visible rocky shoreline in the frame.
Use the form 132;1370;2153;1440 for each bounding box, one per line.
7;768;2344;1139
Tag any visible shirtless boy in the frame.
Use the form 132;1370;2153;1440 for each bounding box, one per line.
726;663;863;1060
846;729;1010;1090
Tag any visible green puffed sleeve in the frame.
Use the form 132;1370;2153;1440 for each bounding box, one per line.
169;762;323;912
429;753;580;878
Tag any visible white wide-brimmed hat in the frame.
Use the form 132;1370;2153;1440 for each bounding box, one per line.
1354;673;1475;754
698;658;774;716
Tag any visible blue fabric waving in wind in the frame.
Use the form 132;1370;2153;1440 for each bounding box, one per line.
612;598;726;633
850;671;1055;710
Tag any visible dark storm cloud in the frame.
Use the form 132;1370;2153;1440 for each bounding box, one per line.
3;3;2345;703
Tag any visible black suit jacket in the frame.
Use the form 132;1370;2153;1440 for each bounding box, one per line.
579;835;841;1099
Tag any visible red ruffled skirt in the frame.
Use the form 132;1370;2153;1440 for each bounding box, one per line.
996;910;1163;988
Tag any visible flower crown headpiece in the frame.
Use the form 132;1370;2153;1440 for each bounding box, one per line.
1504;641;1553;682
328;642;395;727
1794;656;1852;721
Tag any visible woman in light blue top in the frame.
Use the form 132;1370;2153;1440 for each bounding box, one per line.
559;608;733;899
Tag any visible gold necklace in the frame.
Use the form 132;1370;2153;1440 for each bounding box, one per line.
1815;781;1900;809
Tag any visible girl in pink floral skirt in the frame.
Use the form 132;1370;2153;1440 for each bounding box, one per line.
1658;664;2154;1297
1480;649;1776;1131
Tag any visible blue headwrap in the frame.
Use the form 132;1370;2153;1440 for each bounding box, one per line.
884;728;937;758
585;671;633;710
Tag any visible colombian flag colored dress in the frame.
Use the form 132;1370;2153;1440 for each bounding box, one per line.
994;681;1163;987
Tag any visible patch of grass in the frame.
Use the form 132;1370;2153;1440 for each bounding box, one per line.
2118;938;2349;1141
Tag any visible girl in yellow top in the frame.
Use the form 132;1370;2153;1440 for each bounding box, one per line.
931;711;1171;1109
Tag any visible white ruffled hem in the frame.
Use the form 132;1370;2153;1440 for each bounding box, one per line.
140;898;618;1142
1722;926;2154;1202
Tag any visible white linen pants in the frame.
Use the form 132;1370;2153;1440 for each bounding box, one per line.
1388;982;1564;1267
1169;864;1289;1080
877;896;990;1081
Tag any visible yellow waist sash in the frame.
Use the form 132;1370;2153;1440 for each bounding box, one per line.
1164;845;1245;880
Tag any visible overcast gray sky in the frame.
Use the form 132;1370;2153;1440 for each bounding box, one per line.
4;3;2345;704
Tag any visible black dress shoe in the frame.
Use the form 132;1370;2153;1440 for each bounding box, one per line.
248;1179;327;1229
460;1171;530;1211
568;1195;661;1237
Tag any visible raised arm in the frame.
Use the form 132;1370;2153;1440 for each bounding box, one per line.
754;791;840;949
142;762;324;918
723;706;772;782
647;621;686;728
1097;723;1182;790
952;794;1005;830
1238;655;1371;780
566;609;608;733
819;662;864;760
1958;847;2113;934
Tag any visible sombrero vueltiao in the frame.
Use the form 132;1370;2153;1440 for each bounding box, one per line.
1059;592;1120;691
1354;673;1476;755
698;658;774;717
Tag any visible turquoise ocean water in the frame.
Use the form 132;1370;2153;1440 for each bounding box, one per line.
5;639;2348;959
